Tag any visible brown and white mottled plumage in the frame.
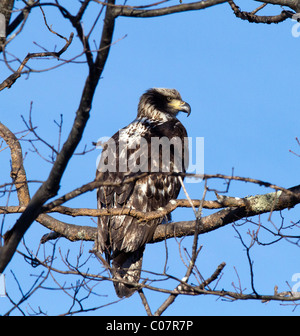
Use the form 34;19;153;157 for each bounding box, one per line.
96;88;191;298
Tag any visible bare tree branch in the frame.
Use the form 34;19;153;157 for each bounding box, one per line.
0;0;117;273
0;0;15;49
28;183;300;243
112;0;228;18
0;33;74;91
152;184;300;243
1;0;300;315
255;0;300;12
228;0;292;23
6;1;37;38
0;123;30;206
1;119;299;248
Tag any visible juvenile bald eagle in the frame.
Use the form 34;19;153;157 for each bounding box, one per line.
96;88;191;298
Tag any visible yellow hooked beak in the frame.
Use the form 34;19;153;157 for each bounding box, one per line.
168;99;191;116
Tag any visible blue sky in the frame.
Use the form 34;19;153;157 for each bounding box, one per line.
1;0;300;315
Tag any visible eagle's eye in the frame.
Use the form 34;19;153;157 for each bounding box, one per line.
167;97;172;102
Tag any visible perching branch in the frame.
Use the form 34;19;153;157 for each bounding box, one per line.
34;183;300;243
1;0;300;315
1;118;299;246
152;185;300;243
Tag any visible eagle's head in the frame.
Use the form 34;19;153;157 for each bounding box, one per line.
137;88;191;122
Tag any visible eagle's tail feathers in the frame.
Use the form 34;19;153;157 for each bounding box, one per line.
112;247;144;298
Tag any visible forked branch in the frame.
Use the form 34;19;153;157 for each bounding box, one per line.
0;32;74;91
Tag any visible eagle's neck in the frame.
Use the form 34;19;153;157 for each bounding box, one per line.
137;103;172;123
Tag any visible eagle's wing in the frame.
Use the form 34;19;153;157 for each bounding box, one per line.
96;118;188;297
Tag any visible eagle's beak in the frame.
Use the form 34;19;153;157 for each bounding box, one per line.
180;101;191;117
168;99;191;117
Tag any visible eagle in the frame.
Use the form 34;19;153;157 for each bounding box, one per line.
96;88;191;298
